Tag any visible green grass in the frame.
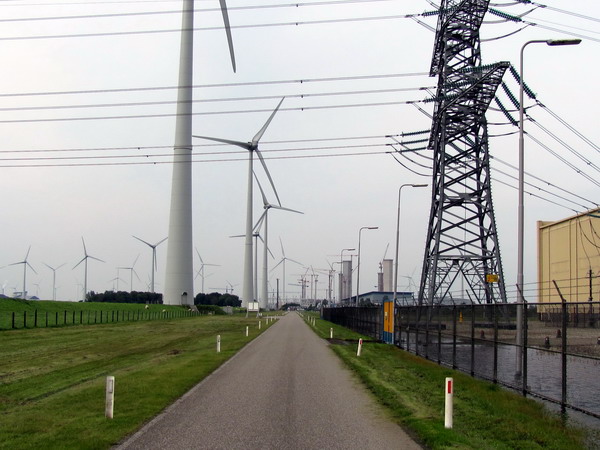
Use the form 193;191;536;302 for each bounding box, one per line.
0;298;194;329
0;314;275;449
308;315;589;450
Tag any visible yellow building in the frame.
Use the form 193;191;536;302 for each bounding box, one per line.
537;208;600;315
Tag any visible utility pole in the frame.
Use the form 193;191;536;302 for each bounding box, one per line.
417;0;508;306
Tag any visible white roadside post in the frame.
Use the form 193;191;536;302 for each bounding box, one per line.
217;335;221;353
330;327;333;339
105;376;115;419
259;320;262;329
445;377;453;429
245;326;249;337
357;338;363;357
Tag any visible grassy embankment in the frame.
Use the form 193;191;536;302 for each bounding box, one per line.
0;312;276;449
303;312;590;450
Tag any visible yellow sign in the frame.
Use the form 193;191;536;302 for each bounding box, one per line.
486;274;499;283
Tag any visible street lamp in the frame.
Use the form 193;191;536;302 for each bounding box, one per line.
340;248;355;305
393;184;428;307
517;38;581;375
356;226;378;306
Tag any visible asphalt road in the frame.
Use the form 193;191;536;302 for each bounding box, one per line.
117;312;421;450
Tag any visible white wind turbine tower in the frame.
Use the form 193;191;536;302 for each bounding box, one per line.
73;238;104;301
195;248;219;294
7;246;36;299
44;263;65;301
271;238;303;306
163;0;236;306
119;254;140;292
133;236;167;294
194;97;285;308
254;175;302;310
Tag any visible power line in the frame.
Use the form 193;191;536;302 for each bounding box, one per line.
0;71;430;98
0;86;434;113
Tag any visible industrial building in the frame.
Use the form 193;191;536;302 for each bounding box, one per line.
537;207;600;313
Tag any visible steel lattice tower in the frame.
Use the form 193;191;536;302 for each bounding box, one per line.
418;0;509;305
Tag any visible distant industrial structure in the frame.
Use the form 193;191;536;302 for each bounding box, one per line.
538;207;600;306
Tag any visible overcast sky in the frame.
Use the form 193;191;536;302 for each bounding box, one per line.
0;0;598;303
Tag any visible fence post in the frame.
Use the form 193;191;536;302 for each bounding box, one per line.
437;304;442;365
523;298;528;397
64;310;67;325
80;310;83;325
46;311;48;328
552;280;568;415
493;303;498;384
470;303;475;377
452;305;457;369
12;312;15;329
23;311;27;329
35;309;38;328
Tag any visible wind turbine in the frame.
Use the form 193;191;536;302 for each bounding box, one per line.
7;246;36;299
44;262;65;301
254;174;302;310
271;238;303;306
194;97;286;309
119;254;140;292
73;238;104;301
194;248;220;294
133;236;167;294
163;0;236;306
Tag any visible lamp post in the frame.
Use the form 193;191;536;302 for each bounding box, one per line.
340;248;355;305
517;38;581;375
357;226;378;306
393;184;428;307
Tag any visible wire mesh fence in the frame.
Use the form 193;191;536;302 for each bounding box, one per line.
323;301;600;421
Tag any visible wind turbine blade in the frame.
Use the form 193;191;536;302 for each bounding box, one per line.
270;205;303;214
132;254;140;267
279;237;285;258
88;256;105;263
253;171;269;207
255;148;281;206
24;245;31;261
229;234;245;238
267;246;275;259
193;135;250;150
195;247;204;264
218;0;236;73
27;262;37;275
253;209;267;232
133;269;140;281
251;97;284;145
132;235;152;247
270;258;284;272
288;258;304;267
57;263;66;270
73;256;86;270
81;237;88;256
156;237;168;247
43;262;53;271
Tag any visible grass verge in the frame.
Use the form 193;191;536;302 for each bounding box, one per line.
0;314;275;449
305;314;589;449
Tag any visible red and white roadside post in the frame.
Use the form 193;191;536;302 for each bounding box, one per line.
357;338;363;357
445;377;453;429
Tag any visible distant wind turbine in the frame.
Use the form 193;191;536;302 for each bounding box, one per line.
163;0;236;306
254;174;302;310
194;97;285;308
133;236;167;294
194;248;219;294
7;246;36;300
119;254;140;292
73;237;104;301
271;238;303;306
44;262;65;301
